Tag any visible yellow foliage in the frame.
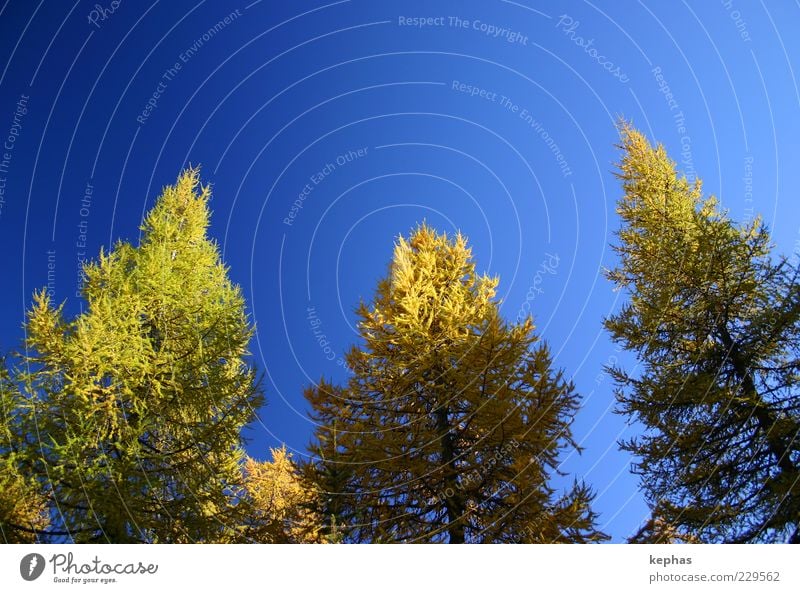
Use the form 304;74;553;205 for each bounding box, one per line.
306;224;605;543
244;446;323;543
0;469;49;543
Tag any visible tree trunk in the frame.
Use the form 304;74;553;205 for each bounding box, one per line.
434;404;465;543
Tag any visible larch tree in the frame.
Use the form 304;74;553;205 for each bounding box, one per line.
0;362;49;543
242;446;323;543
606;124;800;543
304;224;606;543
5;169;263;543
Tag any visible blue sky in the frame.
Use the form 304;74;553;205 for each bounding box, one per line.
1;0;798;542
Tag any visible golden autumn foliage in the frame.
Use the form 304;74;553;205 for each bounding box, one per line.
607;123;800;543
0;363;49;543
304;224;606;543
0;470;49;543
629;505;702;544
242;446;323;543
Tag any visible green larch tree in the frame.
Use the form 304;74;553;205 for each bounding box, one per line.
5;168;263;543
304;224;606;543
606;124;800;543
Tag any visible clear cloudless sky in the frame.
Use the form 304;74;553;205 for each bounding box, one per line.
1;0;799;542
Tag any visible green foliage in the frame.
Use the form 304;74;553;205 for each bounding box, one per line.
607;123;800;543
304;224;606;543
5;169;263;543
